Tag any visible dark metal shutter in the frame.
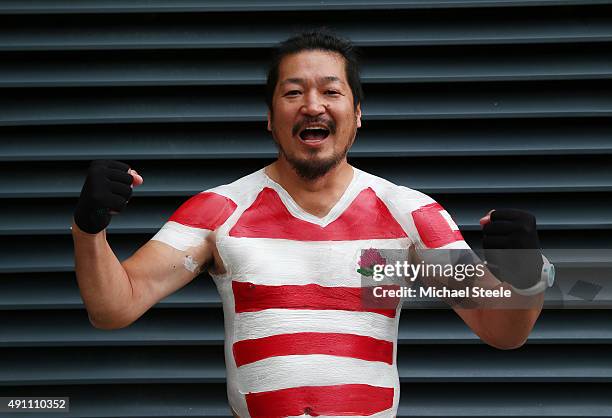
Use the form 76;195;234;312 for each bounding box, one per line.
0;1;611;416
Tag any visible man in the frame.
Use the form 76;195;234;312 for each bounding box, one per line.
72;31;551;418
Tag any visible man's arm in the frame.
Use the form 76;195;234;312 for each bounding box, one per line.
453;292;544;350
71;159;219;330
413;252;544;349
455;209;546;349
406;197;546;349
72;220;213;330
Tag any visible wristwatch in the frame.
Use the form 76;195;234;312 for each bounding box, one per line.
511;254;555;296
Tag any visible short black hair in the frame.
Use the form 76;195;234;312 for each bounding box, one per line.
265;29;364;110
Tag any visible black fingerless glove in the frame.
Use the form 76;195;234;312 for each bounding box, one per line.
73;160;134;234
482;209;544;289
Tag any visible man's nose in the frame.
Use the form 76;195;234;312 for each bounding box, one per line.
301;92;326;115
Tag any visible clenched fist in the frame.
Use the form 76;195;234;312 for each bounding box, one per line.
480;209;544;290
73;160;143;234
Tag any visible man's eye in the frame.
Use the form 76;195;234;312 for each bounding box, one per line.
284;90;301;96
326;90;341;96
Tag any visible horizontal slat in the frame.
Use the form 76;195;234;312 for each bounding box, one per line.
0;271;218;308
1;344;611;385
364;44;612;83
1;193;612;235
1;309;611;347
0;9;611;51
0;346;226;385
2;44;612;88
2;81;612;127
0;383;609;417
397;344;612;382
0;308;225;347
439;193;612;231
0;198;176;235
1;0;611;14
396;382;612;417
0;157;609;198
2;118;612;161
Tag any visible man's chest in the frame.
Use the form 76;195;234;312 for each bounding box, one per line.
208;184;414;280
214;234;411;287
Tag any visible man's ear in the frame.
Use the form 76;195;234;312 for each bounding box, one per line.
267;110;272;131
356;103;362;128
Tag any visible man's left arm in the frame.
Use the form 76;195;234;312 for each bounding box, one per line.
452;209;547;350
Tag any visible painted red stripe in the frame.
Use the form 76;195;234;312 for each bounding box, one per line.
412;202;464;248
246;384;394;418
233;332;393;367
229;187;408;240
232;281;399;318
169;192;237;230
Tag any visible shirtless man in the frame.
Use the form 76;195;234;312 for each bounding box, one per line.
72;31;551;418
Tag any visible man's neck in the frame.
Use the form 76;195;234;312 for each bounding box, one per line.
264;158;355;218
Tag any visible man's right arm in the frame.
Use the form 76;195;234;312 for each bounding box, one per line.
72;219;213;330
71;160;218;330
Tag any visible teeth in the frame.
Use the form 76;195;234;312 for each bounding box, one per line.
299;126;330;143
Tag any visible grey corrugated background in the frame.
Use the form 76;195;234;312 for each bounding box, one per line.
0;1;611;417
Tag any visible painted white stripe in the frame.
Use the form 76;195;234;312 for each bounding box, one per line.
234;309;398;342
285;408;396;418
440;209;460;231
439;240;471;250
236;354;398;394
151;221;211;251
217;236;410;286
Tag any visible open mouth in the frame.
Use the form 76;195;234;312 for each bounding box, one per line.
299;127;330;143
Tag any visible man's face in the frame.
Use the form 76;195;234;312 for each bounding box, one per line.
267;49;362;180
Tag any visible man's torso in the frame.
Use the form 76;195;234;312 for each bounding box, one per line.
152;166;466;418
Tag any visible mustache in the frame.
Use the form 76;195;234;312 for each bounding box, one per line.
292;117;337;137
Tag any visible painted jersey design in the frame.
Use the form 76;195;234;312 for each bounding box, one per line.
152;167;468;418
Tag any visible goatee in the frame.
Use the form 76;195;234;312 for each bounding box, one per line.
280;146;347;181
272;133;355;181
